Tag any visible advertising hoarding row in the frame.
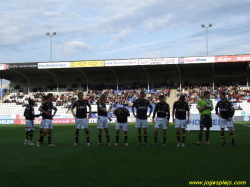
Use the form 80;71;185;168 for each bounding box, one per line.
1;55;250;71
0;64;7;70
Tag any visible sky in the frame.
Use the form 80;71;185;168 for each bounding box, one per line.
0;0;250;64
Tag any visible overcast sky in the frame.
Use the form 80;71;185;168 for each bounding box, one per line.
0;0;250;63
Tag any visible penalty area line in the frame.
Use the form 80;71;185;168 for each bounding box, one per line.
235;122;250;128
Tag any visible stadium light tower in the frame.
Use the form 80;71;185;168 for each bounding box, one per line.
201;24;212;56
46;32;56;61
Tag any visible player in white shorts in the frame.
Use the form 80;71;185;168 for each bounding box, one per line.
152;95;170;147
215;92;236;147
39;95;47;144
23;99;41;145
97;94;112;146
113;107;130;146
37;93;57;147
71;92;92;146
172;95;190;147
132;92;153;146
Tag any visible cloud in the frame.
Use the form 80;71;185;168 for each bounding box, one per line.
59;41;93;56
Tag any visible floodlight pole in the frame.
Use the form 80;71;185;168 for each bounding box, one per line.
176;65;181;91
0;78;2;102
46;32;56;62
246;63;249;89
77;68;89;92
212;63;215;93
142;66;150;92
109;67;119;92
201;24;212;56
11;70;30;93
45;70;58;94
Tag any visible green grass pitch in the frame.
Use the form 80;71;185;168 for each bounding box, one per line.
0;122;249;187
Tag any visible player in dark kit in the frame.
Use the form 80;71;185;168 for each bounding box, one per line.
37;93;57;147
152;95;170;147
23;99;41;145
132;92;153;146
39;95;48;144
172;95;190;147
113;107;130;146
71;92;92;146
97;94;112;146
215;92;236;147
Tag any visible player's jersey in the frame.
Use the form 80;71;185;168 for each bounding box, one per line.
173;101;189;120
113;107;130;123
97;100;107;117
198;99;213;116
24;104;39;120
153;102;170;119
71;99;90;118
39;101;47;119
132;99;152;119
41;101;57;120
215;100;235;119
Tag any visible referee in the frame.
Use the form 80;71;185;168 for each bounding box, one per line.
197;91;213;145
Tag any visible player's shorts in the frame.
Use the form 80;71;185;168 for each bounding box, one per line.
175;118;187;129
75;118;88;129
219;117;234;129
200;115;212;128
44;119;53;129
39;119;45;129
154;117;168;129
25;120;34;131
97;116;109;129
135;119;148;128
116;122;128;131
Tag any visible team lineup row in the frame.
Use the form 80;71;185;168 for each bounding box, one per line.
23;91;236;147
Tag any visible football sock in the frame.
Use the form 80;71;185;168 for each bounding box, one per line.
116;133;119;143
29;132;33;141
106;134;110;143
85;131;90;143
198;132;203;142
176;132;180;142
154;132;158;143
144;133;148;143
25;131;29;139
124;133;128;143
75;132;79;144
221;132;225;143
48;133;52;144
230;133;235;145
206;132;210;142
39;132;47;142
182;133;186;143
163;134;167;144
98;135;102;143
40;130;44;142
138;133;142;143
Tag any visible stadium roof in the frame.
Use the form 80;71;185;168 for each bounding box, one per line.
0;54;249;80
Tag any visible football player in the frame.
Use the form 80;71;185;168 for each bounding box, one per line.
113;107;130;146
196;91;213;145
132;92;153;146
71;92;92;146
38;95;48;144
97;94;112;146
152;95;170;147
215;92;236;147
172;95;190;147
24;99;41;145
37;93;57;147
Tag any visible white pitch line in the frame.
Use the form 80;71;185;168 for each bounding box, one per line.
235;122;250;128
